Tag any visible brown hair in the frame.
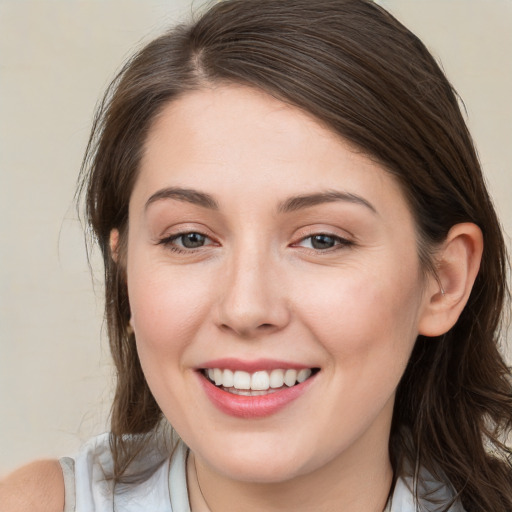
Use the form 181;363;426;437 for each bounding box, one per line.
78;0;512;509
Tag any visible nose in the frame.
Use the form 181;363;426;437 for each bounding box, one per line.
215;245;291;339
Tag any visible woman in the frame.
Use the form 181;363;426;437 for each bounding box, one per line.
2;0;511;510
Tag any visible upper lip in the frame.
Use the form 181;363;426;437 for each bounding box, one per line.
197;358;315;373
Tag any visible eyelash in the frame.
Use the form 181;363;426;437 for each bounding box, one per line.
157;231;216;254
293;233;353;252
158;231;353;254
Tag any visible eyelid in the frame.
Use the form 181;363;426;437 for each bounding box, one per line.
156;223;220;253
291;225;354;243
155;221;214;240
161;229;213;241
164;231;213;245
294;234;352;248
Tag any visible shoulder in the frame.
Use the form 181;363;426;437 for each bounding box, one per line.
390;467;467;512
70;432;178;511
0;459;64;512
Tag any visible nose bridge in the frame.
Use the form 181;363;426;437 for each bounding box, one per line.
217;236;289;337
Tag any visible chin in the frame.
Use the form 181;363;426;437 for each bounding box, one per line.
216;455;309;484
192;433;322;484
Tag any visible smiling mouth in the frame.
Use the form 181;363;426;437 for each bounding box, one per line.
202;368;320;396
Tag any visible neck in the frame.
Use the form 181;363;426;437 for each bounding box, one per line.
187;422;393;512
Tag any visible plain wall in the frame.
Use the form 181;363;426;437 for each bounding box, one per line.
1;0;511;475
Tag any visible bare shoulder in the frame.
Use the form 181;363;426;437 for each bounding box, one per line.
0;460;64;512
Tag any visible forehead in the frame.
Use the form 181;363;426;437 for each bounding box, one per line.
132;85;409;221
143;85;342;169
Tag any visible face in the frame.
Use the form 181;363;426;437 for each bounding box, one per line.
124;85;433;484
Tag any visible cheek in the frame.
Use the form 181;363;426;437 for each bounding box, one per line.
294;258;424;364
126;258;214;428
126;256;211;361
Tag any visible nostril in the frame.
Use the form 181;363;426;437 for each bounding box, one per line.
218;321;278;337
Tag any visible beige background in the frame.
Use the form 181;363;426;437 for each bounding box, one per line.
1;0;511;475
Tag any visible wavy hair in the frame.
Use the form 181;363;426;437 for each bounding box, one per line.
78;1;512;509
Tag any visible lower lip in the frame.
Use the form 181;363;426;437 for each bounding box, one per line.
198;372;316;418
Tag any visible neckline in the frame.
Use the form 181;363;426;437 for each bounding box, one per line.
167;441;463;512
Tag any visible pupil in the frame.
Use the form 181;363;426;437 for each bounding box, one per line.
312;235;335;250
182;233;205;248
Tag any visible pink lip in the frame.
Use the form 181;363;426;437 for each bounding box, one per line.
198;358;312;373
197;370;317;419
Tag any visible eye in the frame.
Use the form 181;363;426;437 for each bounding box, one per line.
296;234;351;251
177;232;209;248
160;231;213;250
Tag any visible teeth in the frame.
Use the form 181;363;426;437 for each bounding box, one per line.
205;367;314;391
214;368;223;386
269;369;285;388
251;371;270;391
284;369;297;387
297;369;311;383
233;370;251;390
223;369;234;387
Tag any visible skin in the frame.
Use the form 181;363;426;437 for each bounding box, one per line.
0;84;482;512
122;84;481;512
0;461;64;512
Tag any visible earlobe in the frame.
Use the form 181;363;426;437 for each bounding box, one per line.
110;229;120;263
127;317;135;335
418;223;483;337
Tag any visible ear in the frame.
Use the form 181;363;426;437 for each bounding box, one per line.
110;229;120;263
418;223;483;337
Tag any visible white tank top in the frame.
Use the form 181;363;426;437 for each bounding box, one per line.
59;433;465;511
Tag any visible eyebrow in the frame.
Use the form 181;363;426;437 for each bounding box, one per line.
145;187;219;211
278;190;377;214
144;187;376;215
